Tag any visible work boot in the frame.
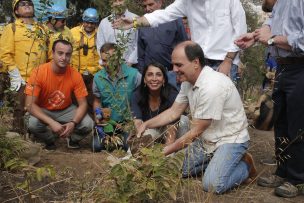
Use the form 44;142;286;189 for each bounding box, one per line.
257;174;285;187
275;182;299;198
242;152;257;182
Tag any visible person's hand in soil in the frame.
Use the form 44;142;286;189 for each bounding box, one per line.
136;122;147;138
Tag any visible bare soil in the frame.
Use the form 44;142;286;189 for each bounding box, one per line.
1;128;304;202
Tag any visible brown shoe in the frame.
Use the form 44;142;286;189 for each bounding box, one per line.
242;152;257;179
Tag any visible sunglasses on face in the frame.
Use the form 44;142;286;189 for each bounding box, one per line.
18;1;34;7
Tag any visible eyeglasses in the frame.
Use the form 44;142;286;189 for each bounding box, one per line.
18;1;34;7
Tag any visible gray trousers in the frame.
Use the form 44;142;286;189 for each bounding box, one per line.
28;105;93;144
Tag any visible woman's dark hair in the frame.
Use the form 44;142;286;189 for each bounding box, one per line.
138;62;176;112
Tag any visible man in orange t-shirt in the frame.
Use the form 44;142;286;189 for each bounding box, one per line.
25;39;93;150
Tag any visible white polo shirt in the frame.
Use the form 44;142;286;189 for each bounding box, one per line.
175;66;249;153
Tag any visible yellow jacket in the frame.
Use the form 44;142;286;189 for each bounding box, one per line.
47;26;74;60
0;23;6;73
0;19;47;79
71;25;100;75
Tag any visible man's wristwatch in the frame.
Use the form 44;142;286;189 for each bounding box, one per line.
267;35;276;46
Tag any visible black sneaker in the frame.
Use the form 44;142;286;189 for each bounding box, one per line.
45;143;57;150
66;138;80;149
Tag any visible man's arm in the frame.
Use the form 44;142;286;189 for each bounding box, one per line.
218;0;247;75
60;97;88;137
136;101;188;137
217;52;237;76
164;119;212;156
113;0;186;30
71;97;87;125
25;95;65;135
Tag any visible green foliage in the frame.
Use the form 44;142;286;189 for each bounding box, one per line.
238;1;266;101
92;144;184;202
0;136;24;167
0;0;12;23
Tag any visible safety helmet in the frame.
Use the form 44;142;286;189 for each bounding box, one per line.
48;4;67;19
82;8;99;23
12;0;34;18
13;0;33;11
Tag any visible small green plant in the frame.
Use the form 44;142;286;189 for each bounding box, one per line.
92;144;184;202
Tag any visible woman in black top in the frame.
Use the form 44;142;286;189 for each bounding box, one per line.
131;62;179;144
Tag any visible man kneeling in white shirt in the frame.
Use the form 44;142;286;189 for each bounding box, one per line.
136;41;256;194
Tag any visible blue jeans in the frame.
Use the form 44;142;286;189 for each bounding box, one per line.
182;140;249;194
92;131;129;152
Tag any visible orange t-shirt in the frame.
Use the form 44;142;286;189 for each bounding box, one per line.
25;62;88;110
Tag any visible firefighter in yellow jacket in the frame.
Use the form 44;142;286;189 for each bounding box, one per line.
71;8;101;116
46;4;74;60
71;8;100;75
0;0;48;134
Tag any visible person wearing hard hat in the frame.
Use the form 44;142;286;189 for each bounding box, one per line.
0;0;48;134
46;4;74;60
71;8;100;116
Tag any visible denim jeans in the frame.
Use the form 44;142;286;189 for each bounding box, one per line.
28;105;93;144
92;131;129;152
182;139;249;194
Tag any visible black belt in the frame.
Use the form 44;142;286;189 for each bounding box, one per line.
276;57;304;65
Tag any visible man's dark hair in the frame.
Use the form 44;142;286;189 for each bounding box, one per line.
52;39;73;52
184;43;205;67
100;43;116;54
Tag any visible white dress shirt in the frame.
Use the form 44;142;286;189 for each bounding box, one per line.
96;10;138;65
144;0;247;65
